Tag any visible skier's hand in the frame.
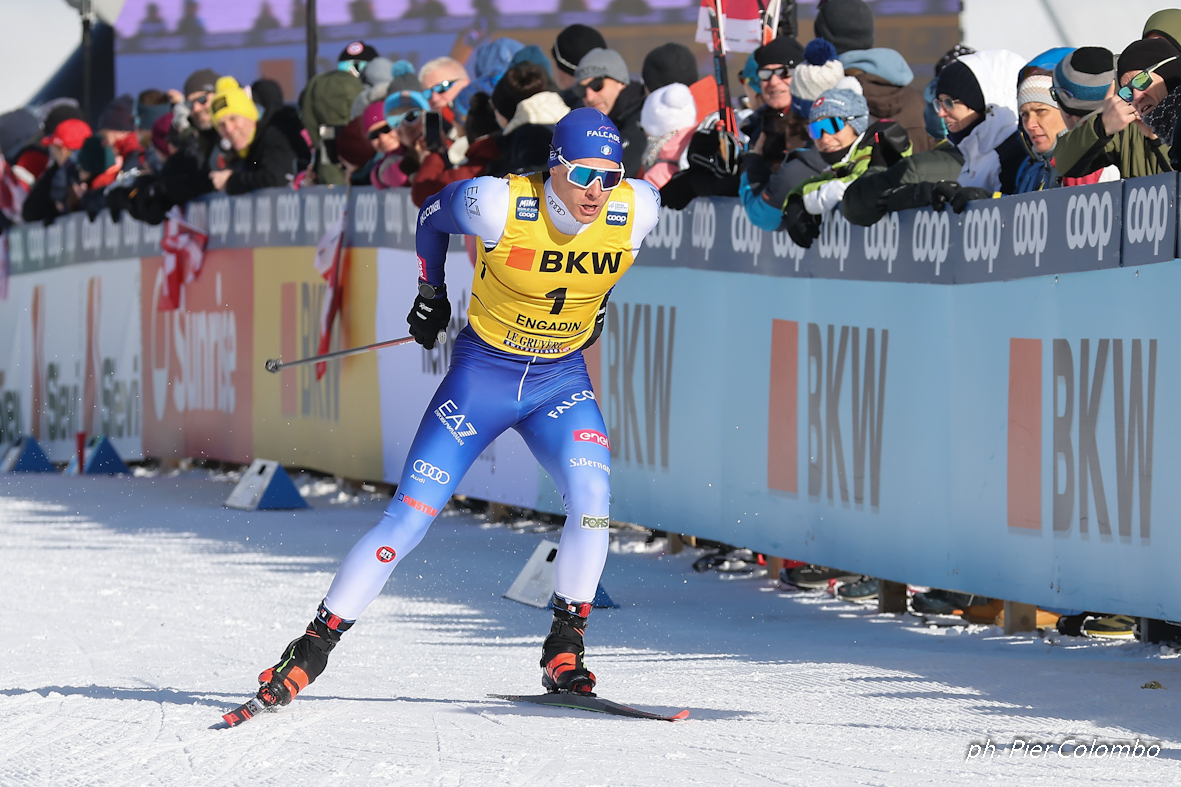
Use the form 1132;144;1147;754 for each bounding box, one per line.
407;290;451;349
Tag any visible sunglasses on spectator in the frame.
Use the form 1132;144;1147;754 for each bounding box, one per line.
387;110;422;127
187;93;210;109
429;80;459;94
931;96;966;113
757;66;791;82
337;59;366;75
807;116;856;140
557;153;624;190
579;77;607;94
1118;56;1177;102
367;123;392;140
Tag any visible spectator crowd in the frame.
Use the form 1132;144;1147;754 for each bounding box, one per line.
2;0;1175;637
5;0;1181;251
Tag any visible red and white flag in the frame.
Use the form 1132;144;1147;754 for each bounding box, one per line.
158;207;209;311
314;212;347;381
695;0;778;55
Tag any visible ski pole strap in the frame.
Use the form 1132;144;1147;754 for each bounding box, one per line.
317;601;356;633
549;593;592;620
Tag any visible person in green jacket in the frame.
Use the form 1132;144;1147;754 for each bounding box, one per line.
782;78;912;247
1053;41;1177;181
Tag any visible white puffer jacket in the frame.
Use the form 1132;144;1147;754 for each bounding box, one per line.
954;50;1026;191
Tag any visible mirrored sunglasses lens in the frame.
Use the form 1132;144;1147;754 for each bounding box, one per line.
1118;86;1134;102
1133;71;1154;90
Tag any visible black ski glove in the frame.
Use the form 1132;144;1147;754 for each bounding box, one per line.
784;196;822;249
928;180;961;212
407;288;451;350
876;182;935;214
950;186;993;213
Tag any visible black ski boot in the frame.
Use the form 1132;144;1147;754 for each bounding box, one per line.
257;601;353;707
540;594;596;694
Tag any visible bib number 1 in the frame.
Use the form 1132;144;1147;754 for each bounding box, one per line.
545;287;567;315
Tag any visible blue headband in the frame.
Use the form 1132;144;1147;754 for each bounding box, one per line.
547;107;623;168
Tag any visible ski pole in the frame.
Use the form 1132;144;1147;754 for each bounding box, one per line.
264;330;448;373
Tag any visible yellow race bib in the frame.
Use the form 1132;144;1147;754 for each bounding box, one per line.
469;173;636;357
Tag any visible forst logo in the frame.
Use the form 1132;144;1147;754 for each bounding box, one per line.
574;429;610;449
1006;337;1157;539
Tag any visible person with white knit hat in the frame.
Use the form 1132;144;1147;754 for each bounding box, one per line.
790;39;846;119
639;83;697;188
781;76;913;247
1013;49;1071;193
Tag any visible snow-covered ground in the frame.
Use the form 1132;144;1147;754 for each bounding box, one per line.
2;472;1180;786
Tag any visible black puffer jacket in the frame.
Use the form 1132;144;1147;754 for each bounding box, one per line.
224;106;311;194
608;81;647;178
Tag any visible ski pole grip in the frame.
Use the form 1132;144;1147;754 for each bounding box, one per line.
437;330;448;346
265;358;281;374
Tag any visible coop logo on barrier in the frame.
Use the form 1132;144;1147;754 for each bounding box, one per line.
1012;199;1048;267
691;200;716;260
208;196;231;243
730;204;762;264
818;210;851;270
644;206;684;260
863;213;899;273
605;302;675;469
912;210;950;275
303;192;320;236
1125;184;1169;255
354;192;378;243
771;229;806;270
383;190;405;242
1052;338;1157;538
254;194;272;242
1065;191;1114;259
275;192;301;241
963;205;1003;273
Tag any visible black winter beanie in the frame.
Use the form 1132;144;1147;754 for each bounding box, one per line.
552;24;607;76
642;43;699;92
754;36;805;69
936;60;986;113
814;0;875;54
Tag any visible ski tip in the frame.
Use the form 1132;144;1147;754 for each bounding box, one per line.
669;709;690;721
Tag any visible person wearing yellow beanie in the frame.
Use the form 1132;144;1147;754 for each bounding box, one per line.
210;76;261;190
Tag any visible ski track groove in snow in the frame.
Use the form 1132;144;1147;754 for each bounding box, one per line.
2;476;1181;785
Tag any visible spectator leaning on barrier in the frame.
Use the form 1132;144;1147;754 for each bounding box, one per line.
639;82;697;189
844;49;1025;225
1013;49;1073;193
574;48;646;177
1053;42;1176;182
210;76;310;194
301;41;374;185
20;118;92;224
780;79;912;247
1050;48;1124;185
814;0;935;153
552;23;608;105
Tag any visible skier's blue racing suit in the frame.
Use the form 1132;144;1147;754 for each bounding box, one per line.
322;173;660;620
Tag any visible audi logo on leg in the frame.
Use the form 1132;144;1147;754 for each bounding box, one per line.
1125;184;1170;256
412;460;450;484
1065;191;1114;260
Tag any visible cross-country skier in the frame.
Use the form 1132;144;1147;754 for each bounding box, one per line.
253;108;661;708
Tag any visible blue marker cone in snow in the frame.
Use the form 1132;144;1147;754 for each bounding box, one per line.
64;436;130;476
0;436;56;473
